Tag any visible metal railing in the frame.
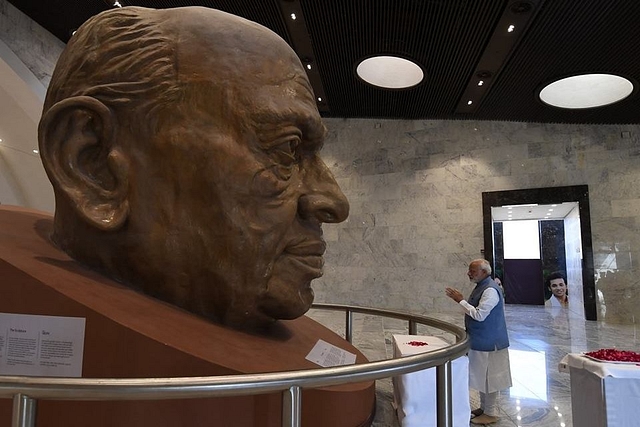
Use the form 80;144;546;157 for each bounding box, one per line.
0;303;468;427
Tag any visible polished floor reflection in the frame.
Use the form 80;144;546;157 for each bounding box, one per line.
308;303;640;427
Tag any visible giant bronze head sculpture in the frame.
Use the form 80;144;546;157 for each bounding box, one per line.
38;6;349;330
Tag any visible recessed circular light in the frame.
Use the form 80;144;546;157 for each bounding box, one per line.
539;73;634;109
356;56;424;89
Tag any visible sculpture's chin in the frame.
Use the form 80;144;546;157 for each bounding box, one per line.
258;284;315;321
216;285;313;332
199;256;319;331
256;255;319;320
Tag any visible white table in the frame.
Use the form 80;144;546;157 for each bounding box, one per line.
392;335;470;427
560;353;640;427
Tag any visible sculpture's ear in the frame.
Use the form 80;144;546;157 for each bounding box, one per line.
38;96;130;231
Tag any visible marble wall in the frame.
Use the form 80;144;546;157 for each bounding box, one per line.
4;1;640;324
317;119;640;324
0;0;64;87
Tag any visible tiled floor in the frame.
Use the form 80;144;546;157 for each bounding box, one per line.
307;303;640;427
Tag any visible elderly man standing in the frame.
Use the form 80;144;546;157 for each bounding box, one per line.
446;259;512;425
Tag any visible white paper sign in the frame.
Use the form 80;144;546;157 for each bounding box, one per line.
0;313;86;377
305;339;356;367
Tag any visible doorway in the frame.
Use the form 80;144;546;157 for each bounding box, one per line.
482;185;596;320
494;215;572;305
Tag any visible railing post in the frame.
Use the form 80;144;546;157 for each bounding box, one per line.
12;394;36;427
345;310;353;343
408;319;417;335
282;385;301;427
435;361;453;427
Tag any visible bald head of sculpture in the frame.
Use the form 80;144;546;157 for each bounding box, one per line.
37;6;349;330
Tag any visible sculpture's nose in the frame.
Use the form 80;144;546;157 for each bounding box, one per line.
298;157;349;223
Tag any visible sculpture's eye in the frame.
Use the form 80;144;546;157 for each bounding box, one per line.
271;137;300;167
269;136;301;180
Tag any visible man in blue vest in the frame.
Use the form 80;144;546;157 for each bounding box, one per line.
446;259;512;425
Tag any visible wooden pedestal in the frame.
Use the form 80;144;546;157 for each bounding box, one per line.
0;206;375;426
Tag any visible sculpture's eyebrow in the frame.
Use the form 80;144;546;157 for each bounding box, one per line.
249;73;326;147
293;73;314;95
251;109;326;149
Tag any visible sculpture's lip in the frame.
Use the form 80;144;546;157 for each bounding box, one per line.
281;239;326;279
284;239;326;256
285;254;324;273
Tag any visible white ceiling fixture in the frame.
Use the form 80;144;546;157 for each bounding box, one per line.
539;73;634;109
356;56;424;89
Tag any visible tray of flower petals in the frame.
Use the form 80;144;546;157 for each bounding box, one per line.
405;340;430;347
584;348;640;364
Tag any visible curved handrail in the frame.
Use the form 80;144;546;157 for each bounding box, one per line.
0;304;468;427
313;303;466;337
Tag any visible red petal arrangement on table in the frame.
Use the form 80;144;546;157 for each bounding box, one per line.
585;348;640;362
406;341;429;347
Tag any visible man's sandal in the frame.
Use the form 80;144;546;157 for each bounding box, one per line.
470;408;484;419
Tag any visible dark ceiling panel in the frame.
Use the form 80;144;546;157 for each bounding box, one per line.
478;0;640;123
301;0;504;119
6;0;640;124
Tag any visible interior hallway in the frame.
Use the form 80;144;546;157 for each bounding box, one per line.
308;303;640;427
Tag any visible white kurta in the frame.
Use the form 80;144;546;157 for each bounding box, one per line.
459;287;512;393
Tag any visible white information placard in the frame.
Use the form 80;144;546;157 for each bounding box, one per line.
0;313;86;377
305;339;356;367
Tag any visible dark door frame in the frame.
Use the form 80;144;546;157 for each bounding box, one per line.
482;185;596;320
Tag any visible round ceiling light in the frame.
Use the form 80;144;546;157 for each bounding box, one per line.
356;56;424;89
539;73;634;109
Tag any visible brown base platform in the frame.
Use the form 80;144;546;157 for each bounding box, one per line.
0;206;375;426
